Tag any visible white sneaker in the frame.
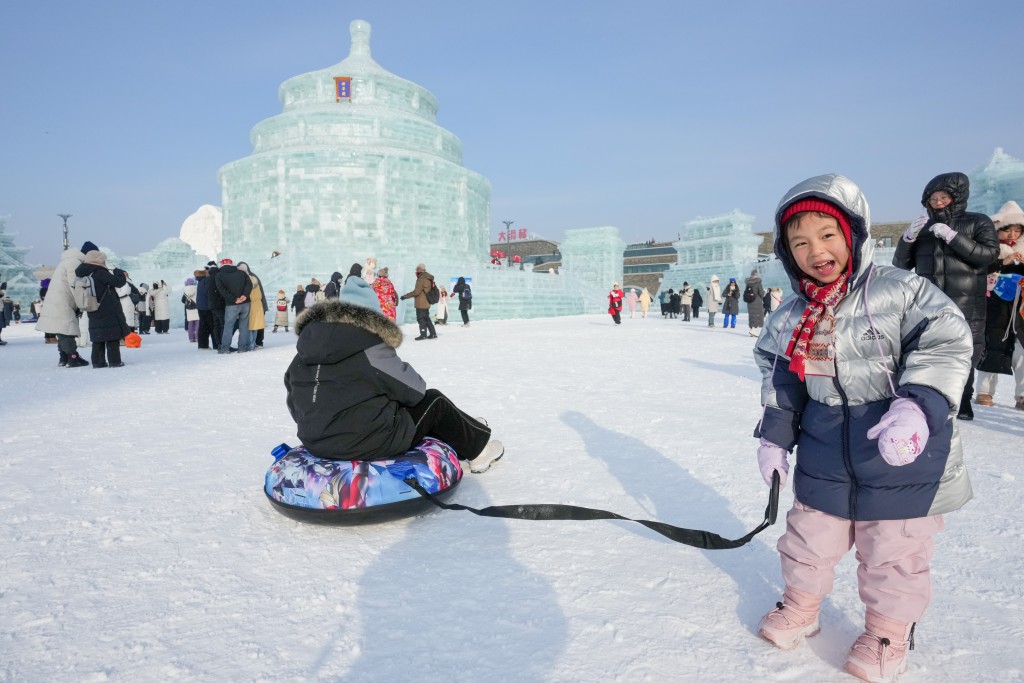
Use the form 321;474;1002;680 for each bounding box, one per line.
468;440;504;473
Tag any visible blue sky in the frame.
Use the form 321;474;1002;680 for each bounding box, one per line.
2;0;1021;265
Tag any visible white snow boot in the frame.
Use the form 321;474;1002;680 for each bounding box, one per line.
467;439;504;473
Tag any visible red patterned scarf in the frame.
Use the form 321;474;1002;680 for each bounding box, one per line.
785;273;850;381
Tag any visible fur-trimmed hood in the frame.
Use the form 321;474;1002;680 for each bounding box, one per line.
991;200;1024;229
295;299;403;348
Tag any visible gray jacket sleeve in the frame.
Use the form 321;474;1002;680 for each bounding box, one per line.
365;343;427;406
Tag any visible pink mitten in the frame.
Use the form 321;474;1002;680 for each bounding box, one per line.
866;398;929;466
902;215;929;242
757;438;789;487
930;223;958;243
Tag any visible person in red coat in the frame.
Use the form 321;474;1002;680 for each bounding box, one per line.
608;282;624;325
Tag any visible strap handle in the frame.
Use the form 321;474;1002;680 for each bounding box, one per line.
405;471;780;550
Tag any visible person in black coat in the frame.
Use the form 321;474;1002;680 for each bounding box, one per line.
893;172;1000;419
291;284;306;318
285;295;504;473
74;250;130;367
323;271;343;300
691;286;703;319
450;276;472;326
205;261;226;350
214;258;253;354
975;202;1024;409
195;268;216;350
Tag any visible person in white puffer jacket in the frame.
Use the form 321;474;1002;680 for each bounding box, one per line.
35;240;96;367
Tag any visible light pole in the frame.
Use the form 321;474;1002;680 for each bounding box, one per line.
58;213;72;250
502;220;514;267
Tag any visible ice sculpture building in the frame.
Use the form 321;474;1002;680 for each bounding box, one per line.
968;148;1024;216
217;19;611;321
0;217;38;310
659;210;762;294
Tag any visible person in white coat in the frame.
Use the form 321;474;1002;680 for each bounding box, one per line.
150;280;171;333
435;285;449;325
35;240;96;367
705;275;723;328
116;281;138;332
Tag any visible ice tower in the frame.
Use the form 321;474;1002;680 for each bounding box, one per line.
0;217;39;309
217;19;490;280
216;19;615;321
968;148;1024;216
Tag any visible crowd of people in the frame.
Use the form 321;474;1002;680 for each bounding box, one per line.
23;253;477;366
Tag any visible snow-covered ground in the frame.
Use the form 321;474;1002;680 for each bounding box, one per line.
1;313;1022;682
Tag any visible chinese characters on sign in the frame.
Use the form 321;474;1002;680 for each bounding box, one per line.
498;229;529;242
334;77;352;101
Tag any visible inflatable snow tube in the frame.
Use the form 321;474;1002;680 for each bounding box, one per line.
264;437;463;525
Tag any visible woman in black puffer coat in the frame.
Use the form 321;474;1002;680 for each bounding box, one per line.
893;172;999;418
74;250;130;367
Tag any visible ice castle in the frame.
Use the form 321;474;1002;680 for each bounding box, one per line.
216;19;613;321
659;210;762;294
0;216;39;311
968;148;1024;216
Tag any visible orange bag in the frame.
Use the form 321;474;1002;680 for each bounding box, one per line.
125;332;142;348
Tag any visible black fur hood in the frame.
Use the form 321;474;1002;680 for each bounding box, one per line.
294;299;403;349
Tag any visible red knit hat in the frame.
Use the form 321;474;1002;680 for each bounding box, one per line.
780;198;852;245
219;258;233;266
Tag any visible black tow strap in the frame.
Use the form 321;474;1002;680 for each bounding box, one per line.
404;472;780;550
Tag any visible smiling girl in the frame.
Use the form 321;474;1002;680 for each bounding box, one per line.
752;174;973;682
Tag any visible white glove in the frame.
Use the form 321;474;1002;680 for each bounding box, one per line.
930;223;957;243
903;215;929;242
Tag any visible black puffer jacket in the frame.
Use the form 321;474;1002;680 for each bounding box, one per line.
284;300;427;460
215;264;253;304
893;172;999;352
324;271;343;300
451;277;472;311
74;262;130;342
206;265;226;310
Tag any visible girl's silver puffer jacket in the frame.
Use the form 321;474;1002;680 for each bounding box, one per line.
755;174;973;521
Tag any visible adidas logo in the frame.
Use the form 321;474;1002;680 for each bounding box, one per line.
860;326;885;341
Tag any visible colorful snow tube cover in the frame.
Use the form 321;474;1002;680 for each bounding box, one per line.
265;437;463;524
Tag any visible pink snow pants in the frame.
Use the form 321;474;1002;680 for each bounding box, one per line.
778;500;944;623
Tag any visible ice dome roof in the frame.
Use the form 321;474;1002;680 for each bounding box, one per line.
276;19;439;122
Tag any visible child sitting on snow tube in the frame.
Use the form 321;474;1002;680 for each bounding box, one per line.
284;274;504;474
